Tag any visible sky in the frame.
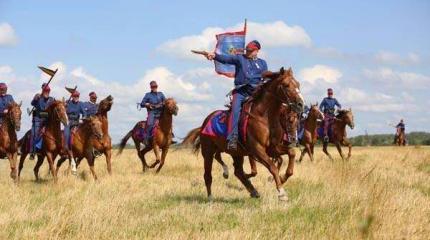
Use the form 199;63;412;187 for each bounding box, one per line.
0;0;429;142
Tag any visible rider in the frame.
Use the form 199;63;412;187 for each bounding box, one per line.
64;90;84;152
83;91;98;118
205;40;268;150
0;83;16;124
319;88;341;143
140;80;165;150
30;83;55;160
394;119;406;143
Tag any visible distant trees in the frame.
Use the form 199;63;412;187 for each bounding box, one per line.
349;132;430;146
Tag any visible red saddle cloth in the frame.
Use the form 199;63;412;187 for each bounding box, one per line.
201;103;251;142
133;120;159;142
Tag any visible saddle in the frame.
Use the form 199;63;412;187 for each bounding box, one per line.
133;120;159;142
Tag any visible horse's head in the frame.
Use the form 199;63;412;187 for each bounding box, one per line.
164;98;178;116
83;116;103;140
7;101;22;131
280;105;299;139
309;102;324;122
262;67;305;113
98;95;114;114
337;108;354;129
48;99;68;126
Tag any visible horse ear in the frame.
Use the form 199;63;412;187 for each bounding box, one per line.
286;67;293;76
280;67;285;75
18;101;22;107
62;97;65;103
316;101;318;106
349;107;352;111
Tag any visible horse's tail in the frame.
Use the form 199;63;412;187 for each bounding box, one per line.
117;126;135;155
180;127;201;154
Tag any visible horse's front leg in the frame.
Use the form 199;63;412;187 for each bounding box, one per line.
149;144;161;168
342;139;352;160
7;152;18;182
281;148;295;184
335;142;345;160
45;152;58;182
245;156;258;179
104;148;112;175
156;147;169;173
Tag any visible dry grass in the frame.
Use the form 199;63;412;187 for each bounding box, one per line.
0;146;429;239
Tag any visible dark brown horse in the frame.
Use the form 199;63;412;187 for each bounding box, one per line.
298;104;324;162
182;67;304;201
320;109;354;160
55;116;103;179
118;98;178;173
0;102;22;182
18;100;68;182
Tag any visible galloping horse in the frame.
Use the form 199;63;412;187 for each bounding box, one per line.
56;116;103;179
319;109;354;160
198;104;299;180
18;100;68;182
182;67;304;201
396;129;406;146
118;98;178;173
298;104;324;162
0;102;22;182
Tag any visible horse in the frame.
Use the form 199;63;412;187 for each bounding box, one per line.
18;100;68;182
298;104;324;162
55;116;104;179
182;67;304;201
395;129;406;146
319;109;354;160
118;98;178;173
201;104;300;180
0;102;22;182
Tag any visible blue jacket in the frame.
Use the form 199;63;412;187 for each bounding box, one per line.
0;94;15;114
31;96;54;119
214;54;268;87
140;91;165;116
66;100;84;125
83;101;98;117
396;122;405;130
319;97;341;114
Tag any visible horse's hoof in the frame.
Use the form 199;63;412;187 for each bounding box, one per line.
278;188;288;202
250;190;260;198
222;172;229;179
208;195;213;202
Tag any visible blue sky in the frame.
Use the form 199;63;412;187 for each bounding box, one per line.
0;0;429;142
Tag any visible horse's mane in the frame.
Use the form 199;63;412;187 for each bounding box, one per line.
251;71;281;101
336;109;349;118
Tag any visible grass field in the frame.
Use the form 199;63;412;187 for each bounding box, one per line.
0;146;429;239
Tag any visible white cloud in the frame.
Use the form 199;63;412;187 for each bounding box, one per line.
0;23;18;46
299;65;342;85
363;67;430;88
374;51;420;65
157;20;312;60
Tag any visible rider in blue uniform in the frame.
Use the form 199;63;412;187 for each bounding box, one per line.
206;40;268;150
319;88;342;143
64;90;84;152
30;83;54;159
83;91;98;118
394;119;406;143
0;83;16;124
140;81;165;149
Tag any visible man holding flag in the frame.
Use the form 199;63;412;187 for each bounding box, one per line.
204;40;268;150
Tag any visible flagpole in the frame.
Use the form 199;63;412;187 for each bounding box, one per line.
28;66;58;116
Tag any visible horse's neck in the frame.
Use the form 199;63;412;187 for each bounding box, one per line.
334;118;346;133
305;115;318;132
47;114;62;137
0;118;12;137
252;90;282;119
98;112;109;134
158;111;172;134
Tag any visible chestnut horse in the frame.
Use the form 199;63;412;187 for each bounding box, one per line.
298;104;324;162
18;100;68;182
182;67;304;201
0;102;22;182
200;104;299;180
396;129;406;146
55;116;104;179
320;109;354;160
118;98;178;173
